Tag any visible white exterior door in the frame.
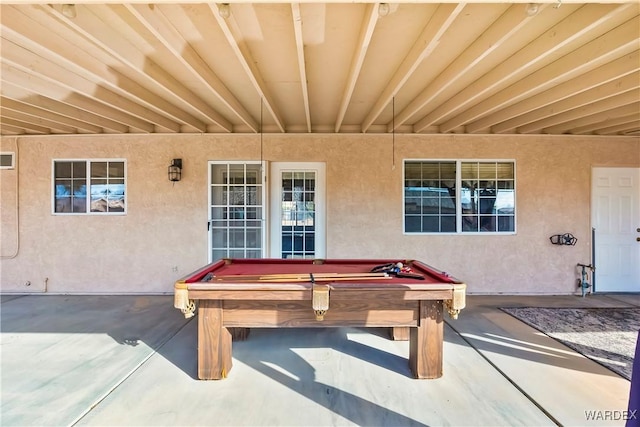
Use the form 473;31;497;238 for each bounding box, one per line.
591;167;640;292
270;162;325;259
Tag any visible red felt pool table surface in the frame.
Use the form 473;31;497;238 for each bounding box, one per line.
174;258;466;380
183;258;457;286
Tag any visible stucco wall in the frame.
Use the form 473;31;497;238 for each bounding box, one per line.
1;133;638;294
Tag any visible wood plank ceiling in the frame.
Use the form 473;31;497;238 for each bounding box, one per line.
1;2;639;137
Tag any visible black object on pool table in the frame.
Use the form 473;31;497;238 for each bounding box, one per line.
371;262;425;280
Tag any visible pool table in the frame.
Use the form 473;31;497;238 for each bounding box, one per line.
174;258;466;380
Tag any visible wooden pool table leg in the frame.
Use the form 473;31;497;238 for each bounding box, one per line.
198;300;232;380
409;300;443;379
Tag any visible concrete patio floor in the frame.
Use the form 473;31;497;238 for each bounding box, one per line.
1;294;636;427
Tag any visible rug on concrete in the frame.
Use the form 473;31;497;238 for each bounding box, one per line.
501;307;640;380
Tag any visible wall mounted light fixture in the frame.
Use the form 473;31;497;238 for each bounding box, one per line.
168;159;182;182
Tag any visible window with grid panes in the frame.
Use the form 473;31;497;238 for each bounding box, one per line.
53;160;126;214
404;160;515;233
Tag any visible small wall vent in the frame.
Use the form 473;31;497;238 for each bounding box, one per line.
0;153;15;169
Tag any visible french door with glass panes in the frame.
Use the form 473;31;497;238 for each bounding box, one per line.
208;162;266;262
270;162;326;259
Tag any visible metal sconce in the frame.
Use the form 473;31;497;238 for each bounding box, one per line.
168;159;182;182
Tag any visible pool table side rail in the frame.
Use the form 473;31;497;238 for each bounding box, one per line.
174;259;466;320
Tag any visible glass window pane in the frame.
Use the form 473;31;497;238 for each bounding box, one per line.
246;207;261;220
72;197;87;213
91;162;108;178
496;189;515;211
211;187;225;205
479;162;496;180
405;162;421;180
497;162;514;179
246;229;261;248
211;164;228;185
421;163;440;180
461;162;478;180
73;162;86;178
108;162;124;178
72;182;86;196
440;162;456;180
229;229;245;248
212;207;226;220
247;186;259;205
480;216;496;231
421;216;440;232
212;229;227;248
55;162;72;178
498;215;515;232
405;216;421;232
55;197;71;213
462;216;478;232
441;215;456;232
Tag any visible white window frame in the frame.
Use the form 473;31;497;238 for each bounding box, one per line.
403;159;516;235
52;159;127;215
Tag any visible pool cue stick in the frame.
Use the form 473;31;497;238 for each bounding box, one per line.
211;272;389;281
251;275;392;283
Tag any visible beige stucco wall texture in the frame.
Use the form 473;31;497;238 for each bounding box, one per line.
1;134;638;295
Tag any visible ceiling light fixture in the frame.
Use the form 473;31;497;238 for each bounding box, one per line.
218;3;230;19
61;4;77;18
525;3;540;16
378;3;390;17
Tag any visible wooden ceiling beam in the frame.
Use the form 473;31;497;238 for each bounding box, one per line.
570;111;640;134
4;6;207;133
0;97;100;133
595;119;640;135
43;4;230;132
493;71;640;133
0;105;77;134
1;33;180;134
291;3;311;133
1;85;106;133
1;64;132;133
391;3;543;132
1;117;50;134
334;3;378;133
520;91;640;133
415;3;634;132
1;40;159;133
361;3;465;133
470;50;640;133
207;3;285;132
0;123;25;135
124;4;243;132
544;102;640;134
